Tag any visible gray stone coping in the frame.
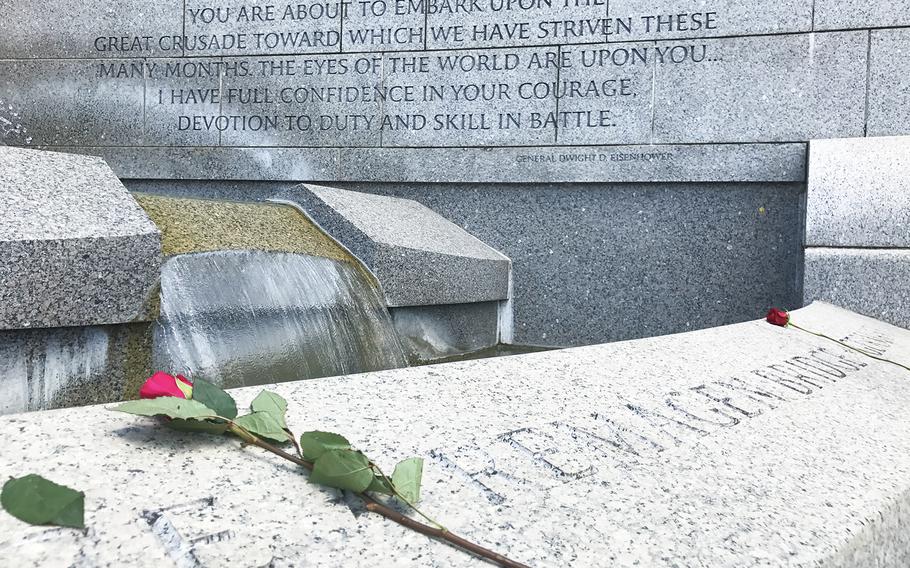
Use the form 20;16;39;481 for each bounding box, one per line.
0;147;161;329
283;184;511;307
0;303;909;566
807;135;910;248
61;143;807;183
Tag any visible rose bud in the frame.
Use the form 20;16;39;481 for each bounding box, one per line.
139;371;194;400
765;308;790;327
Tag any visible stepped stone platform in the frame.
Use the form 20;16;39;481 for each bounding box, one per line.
1;303;910;566
0;147;160;329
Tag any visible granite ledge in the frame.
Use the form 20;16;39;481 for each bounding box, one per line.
58;143;808;184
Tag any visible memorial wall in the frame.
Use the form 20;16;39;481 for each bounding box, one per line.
2;0;908;179
1;1;908;346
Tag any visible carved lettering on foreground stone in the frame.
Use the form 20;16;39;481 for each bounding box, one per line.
431;342;881;505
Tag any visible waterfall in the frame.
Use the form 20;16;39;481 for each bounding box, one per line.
152;251;408;388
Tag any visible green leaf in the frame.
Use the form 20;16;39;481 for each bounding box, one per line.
1;474;84;529
367;474;394;495
234;412;289;443
309;450;374;493
167;419;229;435
300;431;351;462
250;391;287;429
111;397;216;421
391;457;424;504
191;378;237;420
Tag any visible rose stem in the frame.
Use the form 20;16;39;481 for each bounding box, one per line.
227;424;530;568
789;323;910;373
369;462;446;531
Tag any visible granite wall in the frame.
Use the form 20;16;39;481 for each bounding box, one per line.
1;2;907;167
4;0;905;345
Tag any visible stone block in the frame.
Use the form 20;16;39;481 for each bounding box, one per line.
0;1;182;58
425;1;607;50
652;31;868;143
2;303;910;566
814;0;910;30
120;178;804;348
144;58;221;147
554;42;654;145
64;143;805;183
282;184;511;307
0;147;161;329
343;1;425;52
608;0;812;40
807;136;910;247
381;47;558;147
0;59;145;147
184;0;342;56
868;29;910;137
218;54;384;147
61;146;339;180
339;143;806;183
804;248;910;330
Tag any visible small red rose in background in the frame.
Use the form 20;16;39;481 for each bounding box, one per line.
139;372;193;400
765;308;790;327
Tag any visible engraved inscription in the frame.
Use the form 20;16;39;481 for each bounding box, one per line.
431;344;876;504
77;1;739;155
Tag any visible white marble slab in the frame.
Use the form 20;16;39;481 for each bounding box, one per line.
1;302;909;567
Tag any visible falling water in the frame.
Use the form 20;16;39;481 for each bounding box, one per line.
152;251;408;388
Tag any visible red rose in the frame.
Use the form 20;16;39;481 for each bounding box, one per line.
139;371;194;399
765;308;790;327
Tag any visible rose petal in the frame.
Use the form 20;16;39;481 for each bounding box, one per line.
765;308;790;327
139;371;188;400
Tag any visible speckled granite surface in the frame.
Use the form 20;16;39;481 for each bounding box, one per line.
1;302;909;567
804;248;910;330
283;184;511;307
0;147;161;329
807;136;910;248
